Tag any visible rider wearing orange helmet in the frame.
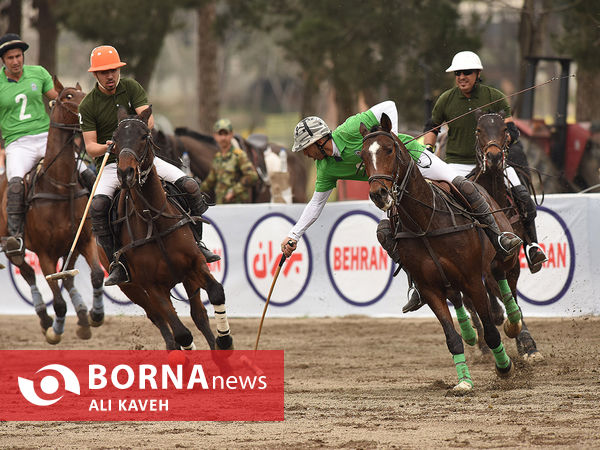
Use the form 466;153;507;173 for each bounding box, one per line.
79;45;219;286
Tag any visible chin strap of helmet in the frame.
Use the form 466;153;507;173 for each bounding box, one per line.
315;134;332;157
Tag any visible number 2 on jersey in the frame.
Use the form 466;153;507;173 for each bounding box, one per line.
15;93;32;120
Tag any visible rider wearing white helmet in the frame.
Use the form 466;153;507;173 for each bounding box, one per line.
422;50;547;289
282;101;522;312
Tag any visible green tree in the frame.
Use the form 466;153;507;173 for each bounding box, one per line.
224;0;477;128
554;1;600;122
55;0;178;89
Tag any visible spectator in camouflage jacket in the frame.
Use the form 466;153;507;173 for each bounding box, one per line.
201;118;258;203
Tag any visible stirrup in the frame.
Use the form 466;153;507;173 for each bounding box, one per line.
525;243;547;274
105;261;130;286
5;236;25;265
497;232;522;259
199;241;220;263
403;286;425;314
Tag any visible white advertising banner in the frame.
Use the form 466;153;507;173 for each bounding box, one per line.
1;194;598;318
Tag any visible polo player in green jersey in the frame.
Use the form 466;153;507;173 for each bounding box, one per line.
281;100;522;312
0;33;96;265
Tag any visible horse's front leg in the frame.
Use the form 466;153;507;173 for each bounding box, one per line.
39;255;67;345
16;259;53;333
148;285;195;351
424;287;473;392
78;238;106;327
202;269;233;350
61;254;92;340
184;278;216;350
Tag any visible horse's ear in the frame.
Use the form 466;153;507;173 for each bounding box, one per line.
53;75;64;94
498;110;506;119
117;106;128;123
75;82;82;91
380;113;392;132
359;122;369;137
474;109;484;121
139;105;152;125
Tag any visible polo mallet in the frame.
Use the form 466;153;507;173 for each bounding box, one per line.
45;149;112;281
253;244;292;351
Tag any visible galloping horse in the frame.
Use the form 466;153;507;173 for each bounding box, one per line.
110;107;234;351
468;111;543;361
154;127;308;203
359;114;523;391
0;77;105;344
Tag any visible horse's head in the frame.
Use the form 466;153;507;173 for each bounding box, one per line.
475;110;509;173
115;106;155;189
359;113;408;211
51;76;85;124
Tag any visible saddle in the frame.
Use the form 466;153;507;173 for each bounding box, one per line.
108;181;207;251
427;179;471;211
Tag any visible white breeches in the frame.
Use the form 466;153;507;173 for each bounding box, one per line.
6;132;89;180
448;163;522;187
415;151;461;183
95;156;186;198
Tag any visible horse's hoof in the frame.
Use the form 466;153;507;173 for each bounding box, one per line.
453;380;474;392
76;325;92;340
523;350;544;363
216;334;234;350
503;318;522;339
89;310;105;327
45;328;62;345
495;360;514;378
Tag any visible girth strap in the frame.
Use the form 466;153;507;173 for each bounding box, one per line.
29;189;89;202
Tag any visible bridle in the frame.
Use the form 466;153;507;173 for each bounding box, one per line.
49;89;82;132
475;113;509;173
116;118;157;186
362;130;417;205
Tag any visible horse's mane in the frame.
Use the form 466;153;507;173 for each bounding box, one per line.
175;127;217;146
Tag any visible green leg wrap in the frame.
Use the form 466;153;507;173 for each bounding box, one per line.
453;353;473;386
498;279;521;324
456;306;477;346
492;343;510;369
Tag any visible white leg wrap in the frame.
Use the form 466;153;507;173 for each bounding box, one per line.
181;342;196;350
213;304;230;336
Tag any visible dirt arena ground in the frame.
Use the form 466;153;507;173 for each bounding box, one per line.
0;314;599;448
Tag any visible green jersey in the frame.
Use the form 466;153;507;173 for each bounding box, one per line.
0;65;53;145
314;109;425;192
431;83;511;164
78;78;148;170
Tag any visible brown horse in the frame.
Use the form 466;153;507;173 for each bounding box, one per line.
0;77;105;344
468;111;543;361
110;107;234;351
359;114;523;392
154;127;308;203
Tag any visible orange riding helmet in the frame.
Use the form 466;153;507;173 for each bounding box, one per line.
88;45;126;72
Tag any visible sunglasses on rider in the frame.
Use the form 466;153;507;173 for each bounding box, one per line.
454;69;475;76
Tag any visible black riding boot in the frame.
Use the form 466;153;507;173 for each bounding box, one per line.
91;195;129;286
175;176;220;263
453;176;522;260
511;185;547;273
377;219;425;313
5;177;26;265
79;168;97;193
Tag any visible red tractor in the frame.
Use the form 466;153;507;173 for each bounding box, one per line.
514;56;599;193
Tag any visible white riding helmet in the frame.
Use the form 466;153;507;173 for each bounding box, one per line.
446;51;483;72
292;116;331;152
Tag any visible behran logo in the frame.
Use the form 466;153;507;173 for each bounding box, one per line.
2;350;284;421
326;211;394;306
245;213;312;306
517;206;575;306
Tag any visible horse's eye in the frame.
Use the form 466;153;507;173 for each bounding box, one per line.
66;94;73;99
